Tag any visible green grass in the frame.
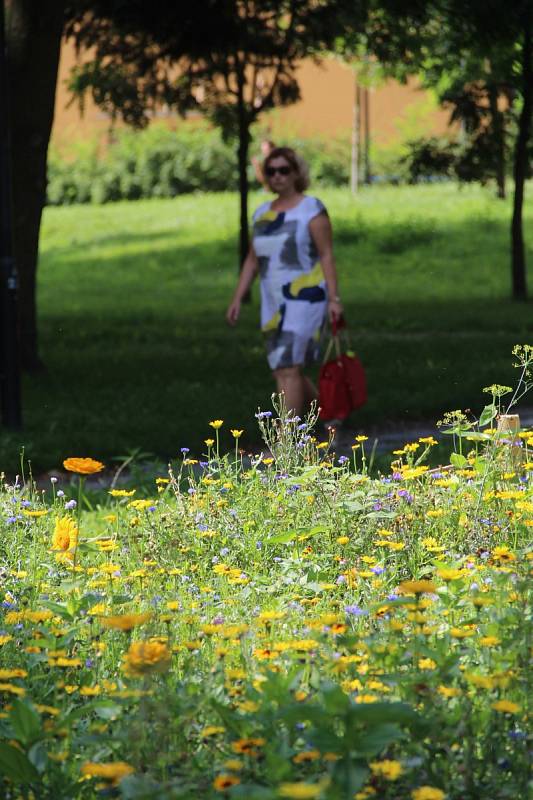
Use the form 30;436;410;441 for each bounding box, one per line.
2;182;532;474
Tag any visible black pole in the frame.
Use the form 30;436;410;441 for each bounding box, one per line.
0;0;22;429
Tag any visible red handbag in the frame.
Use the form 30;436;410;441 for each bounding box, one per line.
318;317;367;421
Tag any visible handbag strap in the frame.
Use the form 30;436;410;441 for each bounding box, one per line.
322;316;359;364
322;314;345;364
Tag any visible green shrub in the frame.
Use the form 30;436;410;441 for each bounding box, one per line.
47;125;238;205
48;124;468;206
48;125;362;205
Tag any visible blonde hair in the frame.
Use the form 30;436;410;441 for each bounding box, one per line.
263;147;310;192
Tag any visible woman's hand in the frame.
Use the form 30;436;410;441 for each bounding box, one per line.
328;298;343;324
226;298;241;326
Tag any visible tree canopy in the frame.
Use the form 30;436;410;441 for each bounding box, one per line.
66;0;359;265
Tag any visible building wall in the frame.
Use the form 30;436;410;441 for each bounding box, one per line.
51;41;452;150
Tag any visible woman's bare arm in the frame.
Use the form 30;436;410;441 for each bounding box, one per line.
309;211;343;322
226;246;259;325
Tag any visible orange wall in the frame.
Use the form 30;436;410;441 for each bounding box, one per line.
52;41;452;149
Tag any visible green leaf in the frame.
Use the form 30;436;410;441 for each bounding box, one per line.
9;699;42;746
40;600;73;620
268;530;297;545
479;403;497;427
297;525;328;541
0;742;39;783
211;700;242;736
112;594;135;605
333;758;369;793
450;452;468;468
28;741;48;774
322;682;350;714
355;722;404;756
348;701;419;727
231;785;275;799
119;774;165;799
93;700;122;720
342;499;364;512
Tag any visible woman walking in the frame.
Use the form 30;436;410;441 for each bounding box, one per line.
226;146;342;416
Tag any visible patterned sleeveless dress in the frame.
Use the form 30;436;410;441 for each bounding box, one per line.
252;195;328;370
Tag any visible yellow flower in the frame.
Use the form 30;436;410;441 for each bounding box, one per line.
108;489;136;497
437;568;466;582
418;658;437;670
450;627;475;639
465;673;495;689
355;694;378;704
422;537;445;552
80;761;134;786
437;685;462;698
51;517;78;562
369;760;403;780
204;438;215;447
336;536;349;545
223;759;243;771
80;685;101;696
50;657;82;668
293;750;321;764
127;499;154;511
257;610;286;624
22;509;49;518
0;682;26;696
201;726;225;737
491;546;516;562
411;788;445;800
209;419;224;429
35;704;60;716
101;613;152;632
492;700;521;714
355;789;377;800
122;641;171;676
231;737;265;755
213;774;241;791
480;636;501;647
278;782;326;799
355;435;368;442
230;429;243;438
63;457;104;475
399;580;436;595
0;669;27;679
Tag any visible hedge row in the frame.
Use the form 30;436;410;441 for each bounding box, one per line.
48;124;464;205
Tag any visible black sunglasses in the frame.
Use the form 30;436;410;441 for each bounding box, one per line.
265;165;292;177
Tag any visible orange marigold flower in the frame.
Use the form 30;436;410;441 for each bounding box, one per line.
63;457;105;475
101;613;152;632
122;640;170;677
80;761;134;785
399;580;437;595
213;774;241;791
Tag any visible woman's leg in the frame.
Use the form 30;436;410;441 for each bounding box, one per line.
273;366;306;415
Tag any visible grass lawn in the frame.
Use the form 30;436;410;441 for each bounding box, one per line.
2;182;532;474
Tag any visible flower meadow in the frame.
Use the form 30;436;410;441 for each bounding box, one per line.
1;350;532;800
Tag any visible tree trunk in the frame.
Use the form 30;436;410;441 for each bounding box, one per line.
488;83;506;199
6;0;65;370
363;87;371;184
0;0;22;428
350;74;360;194
236;60;251;301
511;5;531;301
